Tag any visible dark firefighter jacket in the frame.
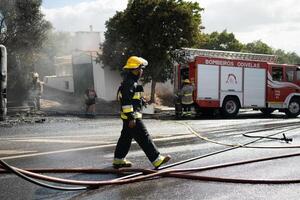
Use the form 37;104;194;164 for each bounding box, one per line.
118;73;144;120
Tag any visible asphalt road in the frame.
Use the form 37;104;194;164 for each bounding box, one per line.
1;111;300;200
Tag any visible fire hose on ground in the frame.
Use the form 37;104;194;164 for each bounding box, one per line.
179;121;300;149
2;152;300;191
1;123;300;191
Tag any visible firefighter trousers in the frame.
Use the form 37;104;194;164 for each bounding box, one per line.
114;119;160;163
182;103;192;112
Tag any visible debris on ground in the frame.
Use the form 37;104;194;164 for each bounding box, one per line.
0;112;47;128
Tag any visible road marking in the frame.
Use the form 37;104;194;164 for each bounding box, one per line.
8;138;110;144
1;144;117;160
0;150;37;155
0;134;105;140
0;135;196;160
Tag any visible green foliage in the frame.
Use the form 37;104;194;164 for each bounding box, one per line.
242;40;300;64
201;32;300;65
100;0;203;84
199;30;243;51
0;0;51;103
273;49;300;65
242;40;273;54
1;0;51;53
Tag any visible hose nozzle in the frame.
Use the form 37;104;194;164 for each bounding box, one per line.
282;133;293;143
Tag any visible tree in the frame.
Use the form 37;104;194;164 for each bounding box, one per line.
199;30;243;51
100;0;203;102
0;0;51;104
273;49;300;65
242;40;273;54
242;40;300;64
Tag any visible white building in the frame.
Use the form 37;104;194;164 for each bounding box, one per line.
72;50;122;101
44;29;122;101
44;28;173;102
43;55;74;93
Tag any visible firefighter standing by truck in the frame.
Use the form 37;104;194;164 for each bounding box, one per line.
113;56;171;169
180;79;194;116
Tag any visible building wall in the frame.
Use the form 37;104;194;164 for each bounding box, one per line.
103;64;122;101
43;75;74;93
92;60;122;101
72;50;122;101
43;71;174;101
93;61;106;99
54;55;73;76
72;51;94;95
44;30;174;102
144;80;174;96
72;51;92;64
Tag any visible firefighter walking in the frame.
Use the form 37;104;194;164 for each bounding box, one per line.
113;56;171;169
180;79;194;116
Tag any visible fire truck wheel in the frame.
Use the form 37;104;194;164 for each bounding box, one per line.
285;99;300;118
260;108;275;115
221;97;240;118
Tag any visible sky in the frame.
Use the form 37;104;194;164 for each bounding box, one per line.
41;0;300;55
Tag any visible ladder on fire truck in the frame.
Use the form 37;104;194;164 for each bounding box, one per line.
175;48;277;63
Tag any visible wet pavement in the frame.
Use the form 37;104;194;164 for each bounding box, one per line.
1;111;300;200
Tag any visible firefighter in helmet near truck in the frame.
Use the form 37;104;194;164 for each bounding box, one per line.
113;56;171;169
180;79;195;116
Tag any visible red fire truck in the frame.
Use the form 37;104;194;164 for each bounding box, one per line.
174;48;300;118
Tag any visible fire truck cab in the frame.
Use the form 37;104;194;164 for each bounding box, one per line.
174;48;300;118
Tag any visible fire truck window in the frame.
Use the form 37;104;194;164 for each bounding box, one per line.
272;67;283;81
285;67;294;82
296;70;300;81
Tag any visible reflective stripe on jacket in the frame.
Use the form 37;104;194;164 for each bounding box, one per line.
181;84;194;105
119;73;143;120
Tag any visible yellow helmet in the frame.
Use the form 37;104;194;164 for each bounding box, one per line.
123;56;148;69
183;79;191;84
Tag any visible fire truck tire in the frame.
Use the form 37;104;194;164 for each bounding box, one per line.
285;99;300;118
221;97;240;118
260;108;275;115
